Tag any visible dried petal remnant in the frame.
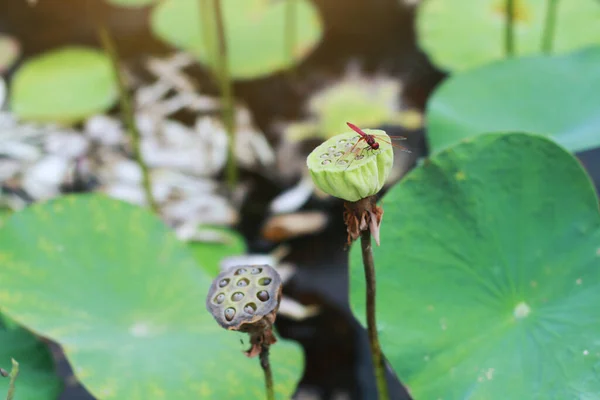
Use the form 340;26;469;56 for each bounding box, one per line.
343;195;384;247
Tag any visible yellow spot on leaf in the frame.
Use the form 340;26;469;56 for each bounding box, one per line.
455;171;466;181
150;383;166;398
37;236;57;256
32;206;49;221
493;0;531;23
197;382;212;397
0;252;11;263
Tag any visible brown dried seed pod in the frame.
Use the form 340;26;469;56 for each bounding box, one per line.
206;264;283;331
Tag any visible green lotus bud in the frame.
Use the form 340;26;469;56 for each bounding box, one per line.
306;127;394;202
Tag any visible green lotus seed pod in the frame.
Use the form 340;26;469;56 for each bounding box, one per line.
306;128;394;202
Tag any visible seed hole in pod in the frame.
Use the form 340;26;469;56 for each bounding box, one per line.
214;293;225;304
250;267;263;274
337;159;348;165
356;155;364;160
234;268;247;275
257;291;270;302
224;307;236;321
334;152;343;157
327;146;336;152
237;278;250;287
338;139;347;145
218;278;230;288
244;303;257;314
320;153;329;159
231;292;244;302
322;160;331;165
259;277;272;286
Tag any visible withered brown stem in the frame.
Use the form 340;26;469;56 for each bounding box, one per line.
343;195;388;399
259;343;275;400
243;317;278;358
242;316;277;400
360;229;389;400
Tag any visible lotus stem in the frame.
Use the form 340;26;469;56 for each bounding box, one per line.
504;0;515;56
200;0;217;73
259;343;275;400
3;358;19;400
285;0;297;77
542;0;559;53
98;26;159;214
360;229;389;400
211;0;238;189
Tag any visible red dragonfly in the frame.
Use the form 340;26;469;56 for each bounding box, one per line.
346;122;411;154
319;122;411;169
323;122;410;168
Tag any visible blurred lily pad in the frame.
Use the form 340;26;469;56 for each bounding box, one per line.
106;0;156;7
150;0;323;80
308;77;402;139
0;194;303;399
417;0;600;71
10;47;117;124
427;47;600;154
0;34;20;73
0;324;62;399
350;133;600;399
189;226;246;277
288;75;421;141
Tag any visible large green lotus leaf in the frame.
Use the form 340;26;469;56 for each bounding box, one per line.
0;194;303;400
0;324;62;399
10;47;117;124
189;226;246;278
427;47;600;154
150;0;323;80
350;133;600;399
417;0;600;72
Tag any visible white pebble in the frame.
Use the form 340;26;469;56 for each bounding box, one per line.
22;155;69;199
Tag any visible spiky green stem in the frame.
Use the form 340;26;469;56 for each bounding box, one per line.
285;0;297;77
211;0;238;188
3;358;19;400
541;0;559;53
505;0;515;56
98;27;159;213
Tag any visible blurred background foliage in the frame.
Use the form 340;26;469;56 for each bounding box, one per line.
0;0;598;399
